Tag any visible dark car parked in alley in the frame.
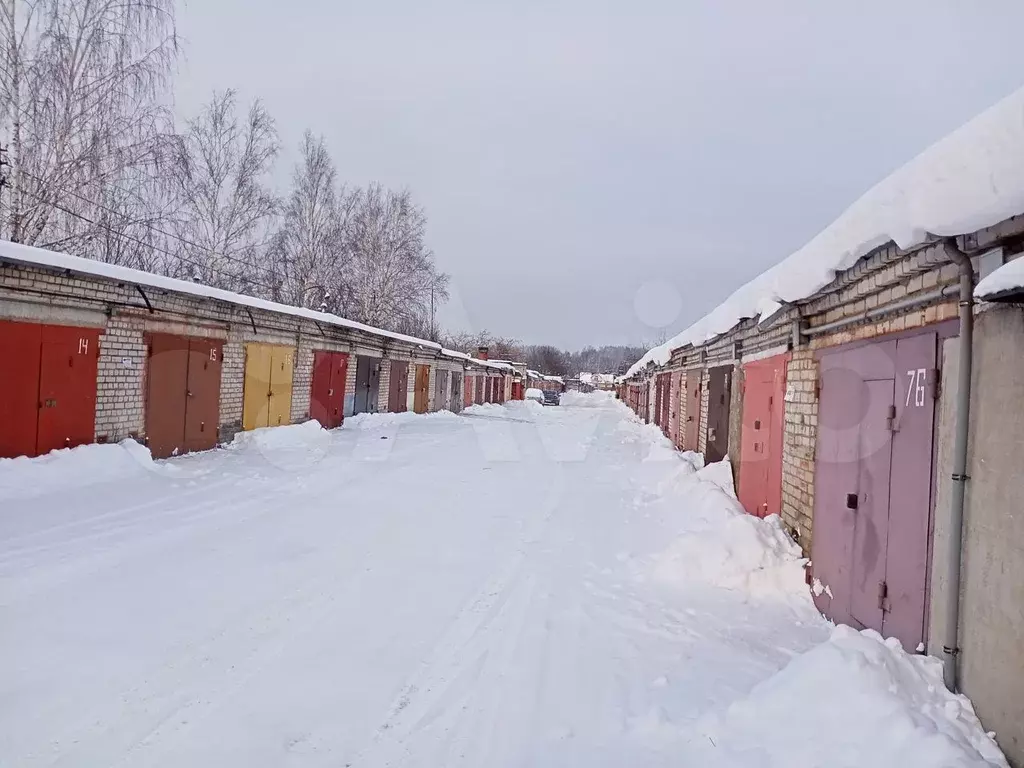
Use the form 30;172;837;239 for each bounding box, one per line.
543;390;561;406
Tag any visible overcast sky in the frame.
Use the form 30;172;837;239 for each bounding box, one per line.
175;1;1024;350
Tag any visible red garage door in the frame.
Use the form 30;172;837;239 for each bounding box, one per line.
737;353;788;518
310;350;349;429
0;320;99;459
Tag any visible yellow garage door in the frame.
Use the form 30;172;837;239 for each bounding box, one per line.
268;346;294;427
242;343;273;431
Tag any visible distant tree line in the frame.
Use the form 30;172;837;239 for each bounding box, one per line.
442;330;643;377
0;1;447;336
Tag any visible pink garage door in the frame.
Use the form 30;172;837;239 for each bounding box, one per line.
811;331;938;652
737;353;788;518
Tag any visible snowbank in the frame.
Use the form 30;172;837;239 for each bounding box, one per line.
626;85;1024;378
559;390;614;408
976;254;1024;300
697;625;1007;768
645;454;806;598
345;410;460;430
0;439;165;501
230;420;331;451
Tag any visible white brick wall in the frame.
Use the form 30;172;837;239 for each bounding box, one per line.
95;317;146;441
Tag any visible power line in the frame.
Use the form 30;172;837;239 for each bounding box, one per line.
15;168;285;283
13;184;285;297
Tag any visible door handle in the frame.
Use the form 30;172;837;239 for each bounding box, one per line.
846;493;859;510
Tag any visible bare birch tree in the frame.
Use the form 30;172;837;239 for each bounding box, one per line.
269;130;354;308
0;0;178;251
345;183;449;332
168;90;279;291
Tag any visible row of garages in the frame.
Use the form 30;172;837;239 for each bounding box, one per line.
617;218;1024;760
0;241;524;461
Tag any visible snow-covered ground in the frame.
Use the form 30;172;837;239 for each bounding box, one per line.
0;392;1005;767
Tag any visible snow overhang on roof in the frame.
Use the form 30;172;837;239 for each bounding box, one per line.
625;85;1024;379
976;254;1024;302
0;240;445;352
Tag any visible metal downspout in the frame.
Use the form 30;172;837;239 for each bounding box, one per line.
941;238;975;692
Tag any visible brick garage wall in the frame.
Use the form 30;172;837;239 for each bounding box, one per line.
219;334;246;443
698;368;710;455
95;316;147;441
378;359;392;413
780;349;817;552
290;337;316;424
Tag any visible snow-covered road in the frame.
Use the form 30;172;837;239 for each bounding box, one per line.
0;393;1006;767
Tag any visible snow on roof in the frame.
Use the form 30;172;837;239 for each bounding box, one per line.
440;348;472;361
526;369;541;378
976;255;1024;301
625;85;1024;379
542;375;563;383
0;240;443;351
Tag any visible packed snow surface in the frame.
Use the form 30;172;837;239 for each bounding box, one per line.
976;254;1024;299
0;393;1005;767
626;85;1024;378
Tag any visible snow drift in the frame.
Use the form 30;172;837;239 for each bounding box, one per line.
0;439;168;501
694;625;1007;768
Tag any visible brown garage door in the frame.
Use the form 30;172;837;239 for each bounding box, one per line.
146;334;223;458
705;365;732;463
389;360;409;412
683;370;702;451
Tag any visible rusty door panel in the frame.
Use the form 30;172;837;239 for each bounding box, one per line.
242;343;274;430
269;346;294;427
310;351;333;428
684;371;701;450
737;354;788;517
389;360;408;412
414;364;430;413
884;332;938;651
475;375;484;405
184;338;222;452
0;320;42;459
659;373;671;435
434;370;448;412
146;334;190;458
464;374;474;408
705;366;732;463
35;326;100;455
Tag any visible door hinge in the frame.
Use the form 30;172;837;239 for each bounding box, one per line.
814;377;822;399
886;404;897;431
930;368;941;400
877;580;888;611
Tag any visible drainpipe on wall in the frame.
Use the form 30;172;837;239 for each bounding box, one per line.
940;237;976;692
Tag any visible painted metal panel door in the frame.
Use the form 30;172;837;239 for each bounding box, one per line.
310;351;334;427
146;334;190;458
706;366;732;463
36;326;100;455
353;355;380;415
451;372;463;412
184;338;223;452
0;320;42;459
414;364;430;413
684;371;701;451
388;361;408;412
737;354;788;517
884;333;938;651
849;377;895;632
268;346;294;427
243;343;273;430
812;348;868;625
475;375;484;405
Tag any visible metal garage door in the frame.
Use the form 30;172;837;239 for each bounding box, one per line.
812;331;938;651
389;360;409;413
705;365;732;463
737;353;788;517
0;320;100;459
353;355;380;415
683;370;702;451
310;350;349;429
414;364;430;413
